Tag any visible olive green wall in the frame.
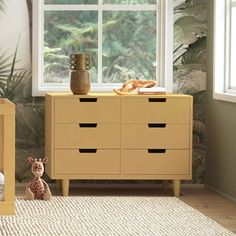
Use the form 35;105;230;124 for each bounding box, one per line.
206;0;236;199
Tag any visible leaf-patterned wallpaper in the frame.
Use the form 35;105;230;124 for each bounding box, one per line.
173;0;207;183
0;0;207;184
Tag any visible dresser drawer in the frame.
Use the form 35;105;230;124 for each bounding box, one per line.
55;97;120;123
55;124;120;148
122;149;190;175
121;97;190;123
122;124;189;149
54;149;120;175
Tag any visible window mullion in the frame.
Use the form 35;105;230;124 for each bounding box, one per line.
232;1;236;7
157;0;160;87
98;0;103;85
225;0;231;92
229;4;236;90
158;0;173;92
213;0;236;103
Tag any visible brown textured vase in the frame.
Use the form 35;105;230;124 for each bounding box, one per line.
70;70;90;95
70;53;90;95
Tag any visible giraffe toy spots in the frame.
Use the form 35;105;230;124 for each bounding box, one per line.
24;157;52;201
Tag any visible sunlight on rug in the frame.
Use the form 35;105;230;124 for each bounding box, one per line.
0;196;235;236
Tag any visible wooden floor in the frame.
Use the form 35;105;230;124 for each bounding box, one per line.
17;186;236;234
180;188;236;234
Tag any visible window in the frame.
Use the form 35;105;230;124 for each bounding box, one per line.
229;0;236;91
32;0;173;96
213;0;236;103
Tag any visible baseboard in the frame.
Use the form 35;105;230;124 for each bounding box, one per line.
16;182;204;189
205;184;236;203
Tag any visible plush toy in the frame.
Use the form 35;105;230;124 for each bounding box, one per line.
24;157;52;200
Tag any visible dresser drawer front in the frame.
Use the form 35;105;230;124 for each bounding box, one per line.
55;124;120;148
122;150;190;175
121;97;190;123
55;149;120;174
122;124;189;149
55;98;120;123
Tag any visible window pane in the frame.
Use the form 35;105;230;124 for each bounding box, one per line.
44;11;98;84
102;11;156;83
230;7;236;88
103;0;156;4
44;0;97;4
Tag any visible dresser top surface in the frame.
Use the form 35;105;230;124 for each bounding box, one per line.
0;99;15;115
46;92;192;99
0;98;15;106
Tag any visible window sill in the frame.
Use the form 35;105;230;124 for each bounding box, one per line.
213;92;236;103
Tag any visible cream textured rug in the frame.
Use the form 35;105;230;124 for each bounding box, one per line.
0;196;235;236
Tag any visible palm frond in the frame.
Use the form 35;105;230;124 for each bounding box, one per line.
0;51;15;80
0;38;31;99
9;37;20;78
181;36;207;65
0;0;5;13
1;70;31;99
0;48;22;82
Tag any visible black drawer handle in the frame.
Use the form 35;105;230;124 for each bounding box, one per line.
79;149;97;153
79;98;97;102
148;98;166;103
79;123;97;128
148;149;166;153
148;123;166;128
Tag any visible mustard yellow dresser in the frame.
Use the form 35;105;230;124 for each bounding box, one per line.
45;93;192;197
0;99;15;215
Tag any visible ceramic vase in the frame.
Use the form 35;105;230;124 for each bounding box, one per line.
70;53;90;95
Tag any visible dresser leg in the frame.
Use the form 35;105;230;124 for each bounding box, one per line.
173;180;181;197
62;179;69;196
162;180;169;190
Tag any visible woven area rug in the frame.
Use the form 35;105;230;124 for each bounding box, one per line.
0;196;235;236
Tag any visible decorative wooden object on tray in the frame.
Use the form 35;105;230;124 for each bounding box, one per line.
0;99;15;215
45;93;192;197
113;79;156;95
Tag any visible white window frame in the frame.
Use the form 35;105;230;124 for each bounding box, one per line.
32;0;173;96
213;0;236;103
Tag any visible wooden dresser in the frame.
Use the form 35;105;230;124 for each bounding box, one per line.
0;99;15;215
45;93;192;197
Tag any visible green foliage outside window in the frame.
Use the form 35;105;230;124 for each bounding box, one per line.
44;11;98;83
43;0;157;84
102;11;156;83
45;0;97;4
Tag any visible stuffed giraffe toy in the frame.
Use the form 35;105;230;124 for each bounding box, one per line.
24;157;52;200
